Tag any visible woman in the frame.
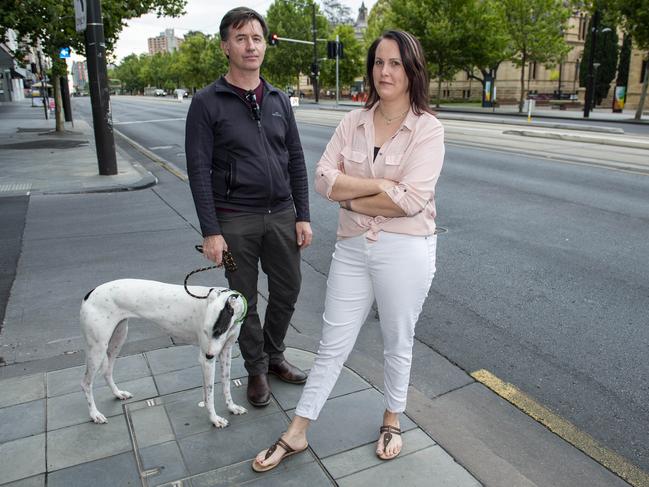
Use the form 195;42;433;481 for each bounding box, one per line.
253;30;444;471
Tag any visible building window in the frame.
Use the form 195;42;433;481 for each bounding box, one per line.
580;16;588;41
642;60;647;84
530;62;537;80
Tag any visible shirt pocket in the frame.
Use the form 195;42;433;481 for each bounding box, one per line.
340;146;368;176
383;153;404;179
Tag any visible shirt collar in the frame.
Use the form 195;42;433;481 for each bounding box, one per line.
357;103;416;131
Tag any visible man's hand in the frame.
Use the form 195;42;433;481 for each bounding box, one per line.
203;235;227;265
296;222;313;249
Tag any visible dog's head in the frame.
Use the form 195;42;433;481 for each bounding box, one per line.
211;291;247;339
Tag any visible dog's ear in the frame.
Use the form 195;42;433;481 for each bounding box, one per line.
212;299;235;338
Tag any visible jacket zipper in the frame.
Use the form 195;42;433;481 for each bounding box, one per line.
257;92;274;213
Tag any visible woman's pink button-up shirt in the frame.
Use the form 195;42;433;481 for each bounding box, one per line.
315;104;445;241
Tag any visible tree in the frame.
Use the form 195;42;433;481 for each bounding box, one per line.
579;16;618;106
603;0;649;119
319;25;365;92
0;0;186;131
501;0;571;112
458;0;513;105
264;0;329;93
364;0;393;46
389;0;470;106
114;54;147;94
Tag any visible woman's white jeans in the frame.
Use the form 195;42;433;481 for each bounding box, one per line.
295;232;437;420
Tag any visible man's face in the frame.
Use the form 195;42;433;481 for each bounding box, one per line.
221;20;266;74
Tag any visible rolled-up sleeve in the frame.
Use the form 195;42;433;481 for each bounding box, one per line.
385;122;445;217
314;114;349;200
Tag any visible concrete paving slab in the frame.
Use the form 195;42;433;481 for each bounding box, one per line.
47;376;158;430
140;441;189;487
0;475;44;487
46;416;132;471
0;373;45;408
154;365;208;395
322;428;436;479
3;228;198;364
130;404;175;448
415;383;630;487
46;451;140;487
146;345;200;375
288;388;416;459
21;191;185;241
0;399;45;443
46;353;150;397
178;412;290;475
408;340;474;399
282;347;317;371
163;382;280;439
270;366;370;411
336;445;480;487
175;452;317;487
244;461;334;486
0;434;45;484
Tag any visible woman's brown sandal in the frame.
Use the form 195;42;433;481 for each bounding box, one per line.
252;437;309;472
377;425;402;460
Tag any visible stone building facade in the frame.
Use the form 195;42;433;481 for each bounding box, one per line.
438;12;647;110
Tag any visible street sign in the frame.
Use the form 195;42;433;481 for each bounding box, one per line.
59;47;71;59
74;0;87;32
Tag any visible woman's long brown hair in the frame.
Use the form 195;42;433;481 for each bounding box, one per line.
365;30;433;116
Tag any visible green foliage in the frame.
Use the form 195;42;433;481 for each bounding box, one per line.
501;0;571;109
0;0;186;58
319;25;365;89
579;16;618;105
263;0;329;89
112;33;228;94
458;0;512;80
364;0;394;46
603;0;649;50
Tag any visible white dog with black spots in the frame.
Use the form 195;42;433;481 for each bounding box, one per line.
80;279;248;428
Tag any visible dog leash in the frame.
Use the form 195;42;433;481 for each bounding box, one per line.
184;245;238;299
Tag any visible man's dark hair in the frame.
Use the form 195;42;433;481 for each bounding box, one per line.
219;7;268;41
365;30;434;116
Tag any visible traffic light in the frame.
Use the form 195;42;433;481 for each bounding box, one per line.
327;41;344;59
268;33;279;46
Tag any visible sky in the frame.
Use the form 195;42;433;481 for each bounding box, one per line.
110;0;376;63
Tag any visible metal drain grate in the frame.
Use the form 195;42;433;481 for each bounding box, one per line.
0;183;32;193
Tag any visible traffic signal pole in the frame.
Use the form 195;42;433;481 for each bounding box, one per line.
312;3;319;103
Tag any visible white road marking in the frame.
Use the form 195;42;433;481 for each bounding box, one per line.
149;145;173;150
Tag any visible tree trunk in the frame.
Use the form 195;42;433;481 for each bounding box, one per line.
53;76;65;132
635;58;649;121
518;53;527;113
436;76;442;108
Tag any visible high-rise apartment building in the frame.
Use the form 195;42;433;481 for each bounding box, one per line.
147;29;184;55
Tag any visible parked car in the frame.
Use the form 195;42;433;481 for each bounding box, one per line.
154;89;166;97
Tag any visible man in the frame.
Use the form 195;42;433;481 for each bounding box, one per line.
185;7;313;407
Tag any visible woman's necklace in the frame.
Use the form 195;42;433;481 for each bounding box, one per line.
378;105;409;124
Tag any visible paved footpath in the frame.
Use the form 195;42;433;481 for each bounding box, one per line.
0;100;640;486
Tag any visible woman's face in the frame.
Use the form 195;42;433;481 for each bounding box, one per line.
372;38;409;102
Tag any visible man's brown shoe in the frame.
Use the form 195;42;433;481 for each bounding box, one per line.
247;374;271;407
268;360;308;384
